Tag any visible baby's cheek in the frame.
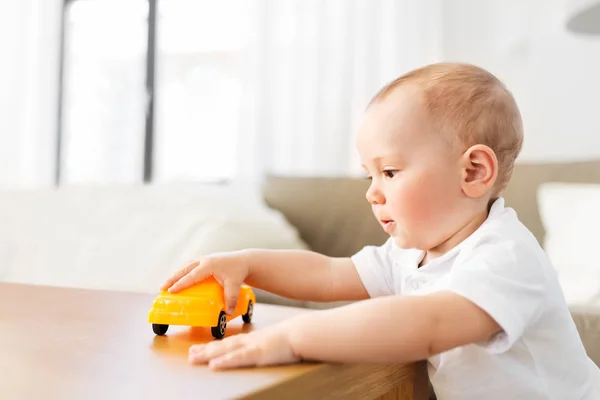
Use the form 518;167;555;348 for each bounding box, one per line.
405;177;448;225
410;196;438;227
395;182;435;226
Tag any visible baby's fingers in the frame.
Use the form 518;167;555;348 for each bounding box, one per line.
160;260;200;291
208;345;261;370
189;335;246;365
168;263;212;293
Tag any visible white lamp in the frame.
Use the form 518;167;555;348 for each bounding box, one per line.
566;0;600;34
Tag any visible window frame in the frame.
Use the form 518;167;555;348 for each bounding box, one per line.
56;0;157;184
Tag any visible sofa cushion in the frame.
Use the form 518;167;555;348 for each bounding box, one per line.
504;160;600;245
0;183;307;293
262;176;387;257
570;306;600;367
537;182;600;306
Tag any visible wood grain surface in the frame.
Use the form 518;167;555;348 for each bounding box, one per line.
0;283;428;400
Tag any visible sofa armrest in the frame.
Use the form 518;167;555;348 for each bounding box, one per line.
570;305;600;367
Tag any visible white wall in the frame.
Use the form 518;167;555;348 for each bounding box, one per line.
442;0;600;163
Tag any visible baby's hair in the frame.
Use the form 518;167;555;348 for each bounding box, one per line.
370;62;523;197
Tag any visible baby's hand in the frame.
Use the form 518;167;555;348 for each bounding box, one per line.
160;251;250;315
188;323;299;370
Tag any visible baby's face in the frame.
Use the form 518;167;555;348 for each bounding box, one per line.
357;85;467;250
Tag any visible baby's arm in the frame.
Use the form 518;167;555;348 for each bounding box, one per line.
244;250;370;302
164;249;370;306
189;290;502;369
290;291;501;363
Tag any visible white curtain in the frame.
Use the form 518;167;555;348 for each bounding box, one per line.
236;0;443;180
0;0;62;190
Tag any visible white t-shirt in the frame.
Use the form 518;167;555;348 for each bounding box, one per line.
351;197;600;400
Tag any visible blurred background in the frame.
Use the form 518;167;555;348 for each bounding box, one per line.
2;0;600;378
1;0;599;189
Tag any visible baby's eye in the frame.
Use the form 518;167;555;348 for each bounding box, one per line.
383;170;398;178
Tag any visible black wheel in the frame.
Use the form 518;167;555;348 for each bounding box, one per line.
152;324;169;335
211;311;227;339
242;300;253;323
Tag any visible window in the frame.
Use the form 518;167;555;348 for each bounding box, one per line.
58;0;254;184
60;0;148;184
154;0;254;182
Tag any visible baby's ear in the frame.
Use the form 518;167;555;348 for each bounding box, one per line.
460;144;498;198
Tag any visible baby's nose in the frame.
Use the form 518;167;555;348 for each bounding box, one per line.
366;186;385;205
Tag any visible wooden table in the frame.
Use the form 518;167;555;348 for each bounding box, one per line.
0;283;428;400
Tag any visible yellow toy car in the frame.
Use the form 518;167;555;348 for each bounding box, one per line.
148;277;256;339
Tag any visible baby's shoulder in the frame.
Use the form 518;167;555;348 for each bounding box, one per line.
455;217;552;281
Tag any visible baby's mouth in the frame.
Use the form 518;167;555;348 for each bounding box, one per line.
380;219;395;232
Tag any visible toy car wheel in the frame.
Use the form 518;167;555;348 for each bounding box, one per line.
152;324;169;335
242;300;253;323
211;311;227;339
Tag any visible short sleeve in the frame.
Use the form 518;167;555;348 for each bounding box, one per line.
351;237;395;297
447;240;547;354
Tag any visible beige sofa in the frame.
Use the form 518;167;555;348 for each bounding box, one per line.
259;160;600;368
